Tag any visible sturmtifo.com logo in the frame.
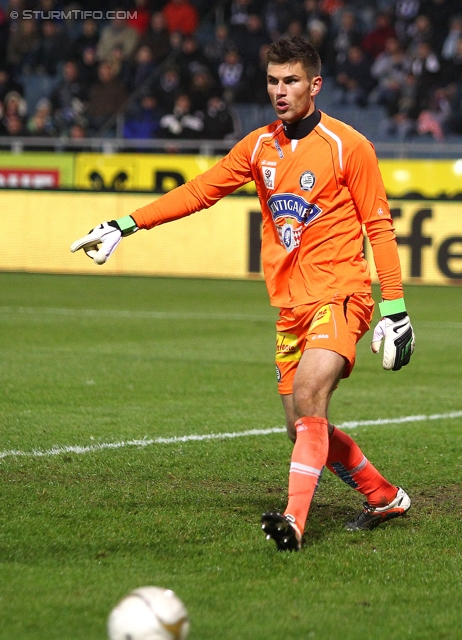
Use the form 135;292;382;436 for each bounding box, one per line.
11;9;137;20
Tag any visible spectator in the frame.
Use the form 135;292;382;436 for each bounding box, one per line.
0;65;23;104
361;11;396;60
409;41;443;112
0;90;27;136
174;35;215;85
227;0;260;32
283;19;306;39
306;18;330;72
441;14;462;61
1;113;27;136
299;0;331;34
334;44;375;106
416;86;452;140
153;65;184;112
394;0;421;47
68;122;88;139
123;93;163;139
235;43;271;105
232;13;272;66
370;37;408;113
6;19;40;75
188;68;219;111
201;95;236;139
204;24;236;72
218;48;244;103
134;12;172;64
159;93;204;138
29;20;69;76
26;98;56;136
50;60;87;134
379;71;419;139
330;9;363;71
406;14;434;56
78;46;99;87
86;61;128;133
96;14;139;63
421;0;459;54
69;18;100;60
262;0;300;41
162;0;199;36
127;0;153;35
107;43;132;86
126;45;157;93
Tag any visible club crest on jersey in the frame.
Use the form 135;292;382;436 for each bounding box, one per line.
262;166;276;189
299;171;316;191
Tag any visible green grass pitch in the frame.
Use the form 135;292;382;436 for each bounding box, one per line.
0;272;461;640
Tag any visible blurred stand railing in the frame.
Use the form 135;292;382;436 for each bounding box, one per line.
1;135;462;158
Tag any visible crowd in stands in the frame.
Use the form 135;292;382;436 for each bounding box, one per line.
0;0;462;142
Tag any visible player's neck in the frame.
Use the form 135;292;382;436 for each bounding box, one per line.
282;109;321;140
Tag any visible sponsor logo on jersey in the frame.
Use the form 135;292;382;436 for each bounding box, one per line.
299;170;316;191
310;305;331;330
267;193;322;252
275;331;301;362
274;139;284;158
262;166;276;189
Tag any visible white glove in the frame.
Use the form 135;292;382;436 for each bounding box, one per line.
371;314;415;371
70;216;138;265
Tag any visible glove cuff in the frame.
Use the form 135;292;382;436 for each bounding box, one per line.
379;298;406;317
115;215;138;236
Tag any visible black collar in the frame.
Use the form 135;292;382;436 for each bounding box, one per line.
282;109;321;140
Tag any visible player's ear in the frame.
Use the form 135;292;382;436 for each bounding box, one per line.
310;75;322;97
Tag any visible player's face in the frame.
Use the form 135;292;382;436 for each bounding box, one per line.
267;62;322;124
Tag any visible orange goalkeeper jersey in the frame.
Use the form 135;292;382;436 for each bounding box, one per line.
131;110;403;309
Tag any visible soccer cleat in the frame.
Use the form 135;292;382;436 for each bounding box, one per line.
261;512;302;551
345;487;411;531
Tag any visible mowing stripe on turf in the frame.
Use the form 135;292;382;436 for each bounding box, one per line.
0;411;461;461
0;307;461;328
0;306;275;323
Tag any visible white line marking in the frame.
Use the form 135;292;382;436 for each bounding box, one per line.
1;411;461;461
0;306;275;323
1;307;460;328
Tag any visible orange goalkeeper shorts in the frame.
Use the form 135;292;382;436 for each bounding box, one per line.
275;293;374;395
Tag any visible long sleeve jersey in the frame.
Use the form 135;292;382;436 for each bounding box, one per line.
131;110;403;309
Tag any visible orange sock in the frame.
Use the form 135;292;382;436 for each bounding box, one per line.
326;426;397;507
284;416;329;533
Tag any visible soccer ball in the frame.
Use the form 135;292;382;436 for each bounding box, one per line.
108;586;190;640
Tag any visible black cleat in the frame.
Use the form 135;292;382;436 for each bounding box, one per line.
345;487;411;531
261;512;302;551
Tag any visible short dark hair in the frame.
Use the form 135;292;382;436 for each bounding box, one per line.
266;36;321;78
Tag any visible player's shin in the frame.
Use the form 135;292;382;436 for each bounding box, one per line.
326;426;397;507
284;417;329;533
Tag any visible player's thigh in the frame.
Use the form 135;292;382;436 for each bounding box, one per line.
292;347;346;417
303;294;373;379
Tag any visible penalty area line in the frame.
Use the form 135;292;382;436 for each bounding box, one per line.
1;410;461;461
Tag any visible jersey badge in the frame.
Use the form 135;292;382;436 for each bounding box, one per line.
262;166;276;189
299;171;316;191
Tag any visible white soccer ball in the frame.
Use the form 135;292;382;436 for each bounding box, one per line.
108;586;190;640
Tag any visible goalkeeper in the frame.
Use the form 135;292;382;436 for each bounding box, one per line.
71;36;415;552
